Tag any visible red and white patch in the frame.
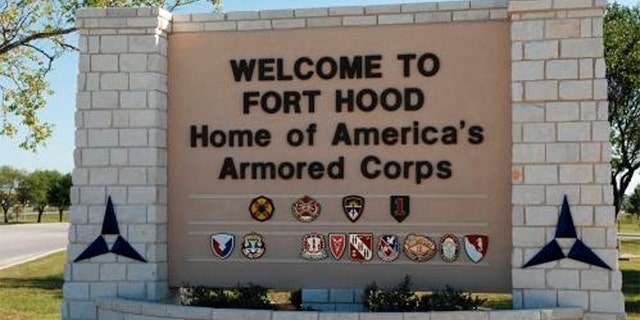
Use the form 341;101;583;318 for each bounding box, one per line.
464;234;489;263
329;233;346;260
349;233;373;262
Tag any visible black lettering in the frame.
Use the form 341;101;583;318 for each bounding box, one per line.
365;55;382;78
276;58;294;81
421;127;439;144
417;53;440;77
335;90;354;113
294;57;314;80
327;157;345;179
397;53;416;77
468;126;485;144
210;130;226;147
278;162;296;180
316;57;338;80
331;122;352;145
302;90;321;113
258;58;275;81
255;129;271;147
252;162;276;179
381;127;399;145
415;161;434;184
218;157;239;179
380;88;402;111
261;91;282;114
404;87;424;111
441;126;458;144
436;161;453;179
243;91;260;114
339;56;363;79
356;88;378;112
191;125;208;147
360;155;381;179
230;59;256;82
354;127;380;145
308;162;324;179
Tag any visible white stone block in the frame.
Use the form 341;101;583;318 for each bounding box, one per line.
590;292;625;313
512;21;544;41
509;0;552;12
546;59;578;79
545;19;580;39
129;35;160;53
117;282;146;299
92;91;118;109
453;10;490;21
513;144;546;163
561;38;604;58
593;78;608;100
557;122;590;141
100;73;128;90
513;268;546;289
580;142;600;161
259;10;294;19
343;16;377;26
579;58;593;79
89;168;118;185
522;123;556;142
512;42;523;60
547;270;579;289
73;263;100;281
101;35;128;53
91;54;118;72
98;17;127;28
88;129;118;147
415;12;452;23
557;290;588;309
525;165;558;184
120;54;147;72
513;185;545;204
82;148;110;166
84;110;112;128
594;206;615;226
581;185;603;204
238;20;272;30
69;301;97;319
513;61;544;81
130;72;166;91
580;227;606;247
513;227;546;246
490;8;509;19
147;54;166;73
121;91;147;109
272;19;306;29
174;22;204;32
329;6;364;16
546;185;580;205
525;206;557;225
438;1;470;10
546;102;579;121
226;11;260;20
554;0;593;9
525;81;558;101
523;290;557;308
525;41;558;60
559;164;592;183
378;14;414;24
560;80;593;101
489;310;540;320
110;149;128;166
401;2;438;12
294;8;329;17
119;129;148;147
204;21;237;31
365;4;401;14
307;17;342;27
129;148;163;166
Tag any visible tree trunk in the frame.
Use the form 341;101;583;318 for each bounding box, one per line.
2;207;7;223
59;207;63;222
37;209;44;223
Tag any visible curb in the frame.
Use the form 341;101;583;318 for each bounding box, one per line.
0;248;66;271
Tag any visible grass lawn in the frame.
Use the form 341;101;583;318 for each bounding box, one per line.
0;211;69;225
622;239;640;320
0;251;65;320
619;213;640;234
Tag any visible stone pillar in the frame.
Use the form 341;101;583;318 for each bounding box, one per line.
62;8;172;320
509;0;625;318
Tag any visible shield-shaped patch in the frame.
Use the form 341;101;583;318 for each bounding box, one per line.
390;195;410;223
249;196;274;222
349;233;373;262
377;234;401;262
329;233;346;260
241;232;266;259
342;195;364;223
210;233;235;259
464;234;489;263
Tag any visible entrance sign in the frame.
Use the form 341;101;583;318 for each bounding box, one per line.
168;22;511;290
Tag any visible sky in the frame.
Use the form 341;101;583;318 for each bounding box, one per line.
0;0;638;190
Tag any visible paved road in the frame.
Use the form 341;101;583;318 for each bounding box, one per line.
0;223;69;270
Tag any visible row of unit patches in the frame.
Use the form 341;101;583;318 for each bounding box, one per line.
210;232;488;263
251;195;410;223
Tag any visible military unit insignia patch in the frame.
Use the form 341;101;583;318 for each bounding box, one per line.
349;233;373;262
241;232;266;259
390;195;410;223
439;234;460;263
301;233;327;260
292;195;321;223
210;233;235;259
464;234;488;263
403;233;436;262
377;234;401;262
249;196;274;222
329;233;346;260
342;195;364;223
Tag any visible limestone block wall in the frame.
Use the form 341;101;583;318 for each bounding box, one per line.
64;7;171;320
508;0;625;318
65;1;625;320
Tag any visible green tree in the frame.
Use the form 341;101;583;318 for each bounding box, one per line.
0;0;219;151
48;173;72;222
0;165;26;223
605;3;640;216
624;185;640;219
17;170;60;223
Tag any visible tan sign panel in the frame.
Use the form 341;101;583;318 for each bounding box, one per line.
168;21;511;291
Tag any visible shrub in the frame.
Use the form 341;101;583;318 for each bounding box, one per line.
364;276;486;312
179;283;273;310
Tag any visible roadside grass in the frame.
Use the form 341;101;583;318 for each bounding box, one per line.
619;213;640;234
0;251;65;320
622;239;640;320
0;211;69;225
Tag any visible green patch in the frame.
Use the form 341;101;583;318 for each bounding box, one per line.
0;251;65;320
619;213;640;234
622;259;640;319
